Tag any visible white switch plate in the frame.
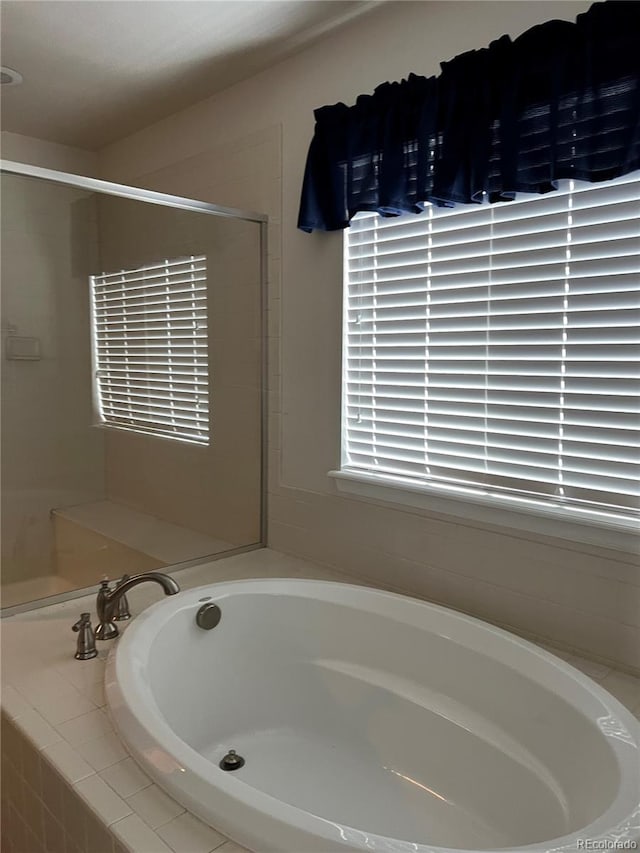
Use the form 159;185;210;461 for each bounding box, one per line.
5;336;41;360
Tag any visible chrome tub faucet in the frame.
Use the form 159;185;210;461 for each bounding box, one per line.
72;612;98;659
95;571;180;640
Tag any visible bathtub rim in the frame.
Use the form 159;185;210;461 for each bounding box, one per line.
105;577;640;853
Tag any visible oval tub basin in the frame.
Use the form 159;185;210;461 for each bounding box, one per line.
105;579;640;852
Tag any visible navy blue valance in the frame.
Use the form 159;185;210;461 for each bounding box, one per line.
298;1;640;232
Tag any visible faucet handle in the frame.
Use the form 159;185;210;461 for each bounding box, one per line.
72;613;98;660
114;574;131;621
96;578;120;641
72;612;91;631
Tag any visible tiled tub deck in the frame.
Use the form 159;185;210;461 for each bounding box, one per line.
2;549;640;853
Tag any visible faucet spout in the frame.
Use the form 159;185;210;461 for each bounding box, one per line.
110;572;180;600
95;571;180;640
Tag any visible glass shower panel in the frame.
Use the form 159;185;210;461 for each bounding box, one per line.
1;170;263;609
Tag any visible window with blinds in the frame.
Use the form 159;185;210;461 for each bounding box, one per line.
343;173;640;521
90;255;209;445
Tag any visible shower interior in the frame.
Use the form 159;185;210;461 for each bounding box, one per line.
1;162;266;610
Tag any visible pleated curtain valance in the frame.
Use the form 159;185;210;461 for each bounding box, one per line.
297;1;640;233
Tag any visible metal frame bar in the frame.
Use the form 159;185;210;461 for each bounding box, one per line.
0;160;269;616
0;160;267;223
259;220;270;547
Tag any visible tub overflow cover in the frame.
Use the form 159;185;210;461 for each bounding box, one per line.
196;602;221;630
220;749;245;771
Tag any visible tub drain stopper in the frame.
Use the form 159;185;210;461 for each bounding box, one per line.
220;749;245;771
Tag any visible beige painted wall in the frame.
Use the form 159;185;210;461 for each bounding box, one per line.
96;0;639;669
0;131;98;176
96;193;262;547
1;172;105;583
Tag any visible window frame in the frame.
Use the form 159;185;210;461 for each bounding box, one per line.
336;181;640;553
328;468;639;553
89;254;210;447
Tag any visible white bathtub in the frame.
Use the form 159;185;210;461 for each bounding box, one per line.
105;579;640;852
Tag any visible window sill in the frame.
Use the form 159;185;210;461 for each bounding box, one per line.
92;422;209;448
328;469;639;555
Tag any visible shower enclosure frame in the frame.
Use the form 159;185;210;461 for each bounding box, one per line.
0;159;269;616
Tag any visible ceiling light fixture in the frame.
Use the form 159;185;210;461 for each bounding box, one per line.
0;67;23;86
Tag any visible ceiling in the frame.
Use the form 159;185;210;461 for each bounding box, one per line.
0;0;377;151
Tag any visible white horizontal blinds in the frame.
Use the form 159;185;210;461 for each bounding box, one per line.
561;177;640;509
344;173;640;515
482;192;567;499
91;255;209;445
347;205;495;483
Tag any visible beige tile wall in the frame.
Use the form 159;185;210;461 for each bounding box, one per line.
268;492;640;672
94;1;639;670
0;707;246;853
1;710;126;853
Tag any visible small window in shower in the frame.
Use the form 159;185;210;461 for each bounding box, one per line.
89;255;209;445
